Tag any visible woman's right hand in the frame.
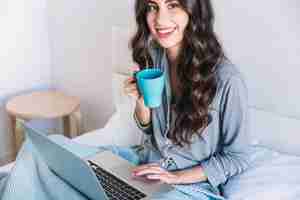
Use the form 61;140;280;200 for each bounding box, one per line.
123;66;151;125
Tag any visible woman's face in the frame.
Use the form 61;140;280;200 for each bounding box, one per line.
146;0;189;51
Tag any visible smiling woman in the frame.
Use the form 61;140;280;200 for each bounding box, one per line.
124;0;254;199
131;0;225;145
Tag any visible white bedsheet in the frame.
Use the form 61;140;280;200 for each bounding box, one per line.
222;146;300;199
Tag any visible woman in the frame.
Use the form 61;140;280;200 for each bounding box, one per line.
124;0;252;199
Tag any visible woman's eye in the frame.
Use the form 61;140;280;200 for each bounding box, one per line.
147;4;158;12
167;2;180;9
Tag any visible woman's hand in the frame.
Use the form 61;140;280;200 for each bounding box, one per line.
132;163;208;185
123;77;142;102
131;163;183;185
123;66;144;102
123;66;151;125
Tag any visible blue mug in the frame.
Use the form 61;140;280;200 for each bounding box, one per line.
136;68;165;108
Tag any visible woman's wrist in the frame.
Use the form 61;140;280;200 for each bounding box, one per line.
134;111;151;128
172;166;208;184
134;102;151;126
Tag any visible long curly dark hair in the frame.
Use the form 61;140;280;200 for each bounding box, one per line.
131;0;225;146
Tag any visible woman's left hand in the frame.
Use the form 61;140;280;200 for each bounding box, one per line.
131;163;182;185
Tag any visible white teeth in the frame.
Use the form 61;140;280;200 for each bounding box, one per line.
157;28;175;34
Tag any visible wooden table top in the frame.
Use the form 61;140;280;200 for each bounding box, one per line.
6;91;80;119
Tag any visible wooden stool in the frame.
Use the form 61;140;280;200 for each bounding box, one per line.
6;90;82;158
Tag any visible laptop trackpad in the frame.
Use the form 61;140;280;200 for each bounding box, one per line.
89;151;172;195
89;150;131;169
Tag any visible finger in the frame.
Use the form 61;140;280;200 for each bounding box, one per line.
126;83;138;90
124;85;137;93
134;169;163;177
132;165;160;175
127;92;140;100
123;84;138;95
132;163;160;172
130;66;141;76
124;88;139;98
146;174;162;180
123;81;137;91
134;167;165;177
123;77;135;86
131;65;140;72
133;163;160;169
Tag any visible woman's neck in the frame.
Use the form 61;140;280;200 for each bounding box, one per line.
166;43;181;67
167;45;182;103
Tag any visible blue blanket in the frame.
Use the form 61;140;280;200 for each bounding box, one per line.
0;135;101;200
0;135;224;200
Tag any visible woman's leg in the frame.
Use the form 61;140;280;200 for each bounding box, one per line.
150;189;198;200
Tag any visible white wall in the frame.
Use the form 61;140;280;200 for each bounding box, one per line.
49;0;300;129
48;0;135;132
0;0;52;163
212;0;300;154
213;0;300;119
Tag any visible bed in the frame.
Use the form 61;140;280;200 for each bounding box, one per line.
1;72;300;199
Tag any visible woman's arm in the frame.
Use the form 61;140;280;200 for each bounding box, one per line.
123;69;153;135
133;100;153;135
170;165;208;184
200;75;252;188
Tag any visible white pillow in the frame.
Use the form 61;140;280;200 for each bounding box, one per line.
76;72;142;147
110;72;143;147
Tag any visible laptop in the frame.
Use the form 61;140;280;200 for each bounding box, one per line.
22;123;172;200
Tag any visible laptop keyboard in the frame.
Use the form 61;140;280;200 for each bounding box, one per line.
88;161;147;200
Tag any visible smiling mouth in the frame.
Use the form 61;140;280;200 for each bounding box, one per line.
156;27;176;39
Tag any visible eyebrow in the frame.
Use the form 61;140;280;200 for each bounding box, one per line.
147;0;178;4
165;0;178;3
147;0;157;4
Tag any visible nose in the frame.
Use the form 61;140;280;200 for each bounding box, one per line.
155;9;171;26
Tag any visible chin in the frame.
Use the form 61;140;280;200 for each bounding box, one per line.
156;40;179;49
154;36;182;50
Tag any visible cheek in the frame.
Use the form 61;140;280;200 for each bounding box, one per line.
146;15;156;33
177;13;189;33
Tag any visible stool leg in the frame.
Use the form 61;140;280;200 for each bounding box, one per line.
16;119;27;151
63;115;72;138
71;108;83;137
8;115;17;159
